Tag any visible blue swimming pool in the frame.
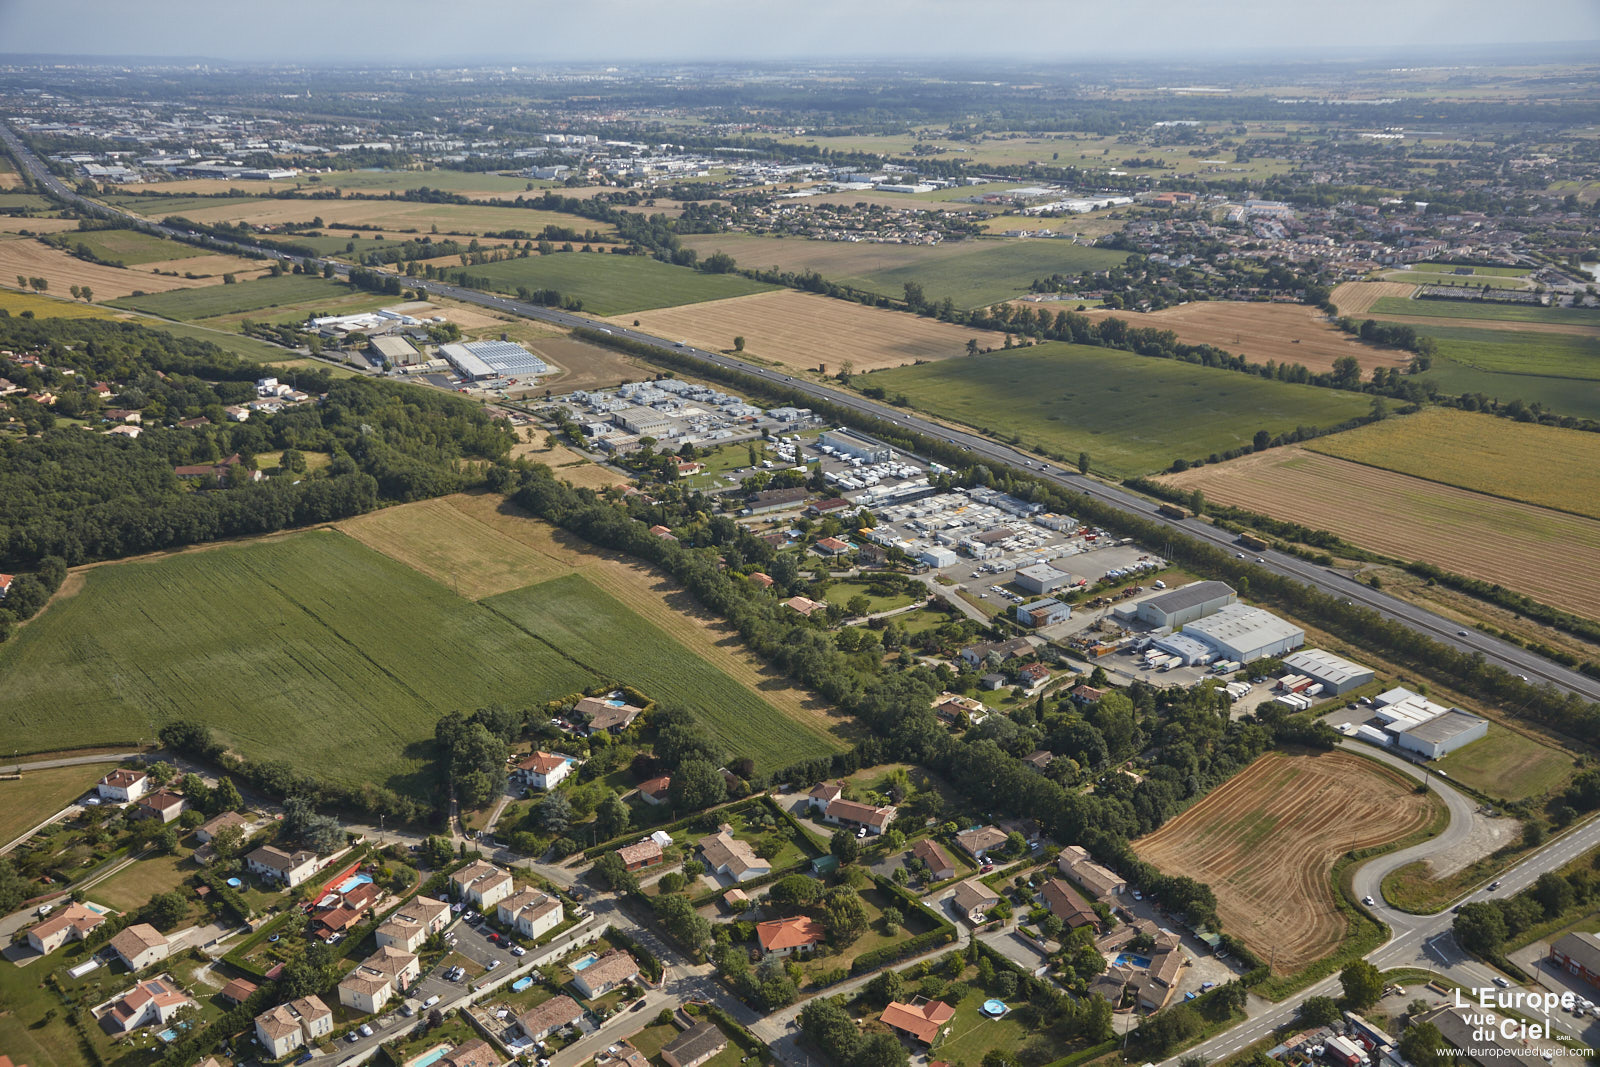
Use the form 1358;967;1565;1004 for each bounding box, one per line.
225;877;242;888
408;1045;452;1067
571;952;599;971
1114;953;1152;969
336;872;374;895
512;976;534;992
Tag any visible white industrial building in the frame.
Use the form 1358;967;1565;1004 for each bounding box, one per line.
1182;604;1305;663
819;428;893;463
1134;581;1236;629
1394;710;1489;759
439;340;551;382
1017;599;1072;627
1151;632;1215;666
1281;649;1375;696
919;547;959;569
1015;563;1073;595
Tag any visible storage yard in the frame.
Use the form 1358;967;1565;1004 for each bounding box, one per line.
1135;750;1442;974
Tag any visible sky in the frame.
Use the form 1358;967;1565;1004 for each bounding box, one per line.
0;0;1597;64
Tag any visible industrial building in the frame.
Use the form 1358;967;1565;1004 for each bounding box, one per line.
1280;649;1374;696
369;335;420;367
1015;563;1073;595
819;427;893;463
1150;632;1214;666
1181;604;1305;662
1134;581;1236;629
438;339;551;381
1016;599;1071;627
1394;709;1488;759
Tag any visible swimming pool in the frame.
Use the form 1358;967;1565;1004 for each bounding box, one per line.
571;952;599;971
336;872;374;895
1114;953;1152;969
225;877;243;888
407;1044;453;1067
512;976;534;992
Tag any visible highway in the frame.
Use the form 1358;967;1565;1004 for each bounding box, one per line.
9;119;1592;705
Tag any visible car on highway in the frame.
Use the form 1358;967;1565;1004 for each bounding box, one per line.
1493;976;1510;988
1362;896;1375;906
1457;630;1469;637
1488;881;1502;891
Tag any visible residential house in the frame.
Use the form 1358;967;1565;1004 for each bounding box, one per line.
932;692;989;726
254;996;334;1060
1040;879;1097;929
246;845;320;887
1550;931;1600;990
133;789;186;824
26;902;107;954
0;574;11;599
450;861;514;911
616;839;664;871
807;780;844;811
911;839;956;881
195;810;249;845
97;768;151;803
648;525;678;541
105;424;142;439
699;827;770;883
661;1022;728;1067
1070;684;1105;704
784;595;828;617
958;637;1035;669
1135;949;1186;1010
498;889;563;941
1022;750;1054;771
756;916;825;957
813;536;853;557
219;977;258;1005
1016;663;1052;691
99;976;194;1033
596;1042;648;1067
951;879;1000;925
515;751;574;791
313;905;364;940
109;924;170;972
173;453;261;483
1057;846;1126;900
375;895;451;954
517;995;583;1042
822;798;896;835
747;572;775;590
637;776;671;806
1089;963;1136;1007
440;1040;503;1067
880;1000;955;1045
571;949;640;999
953;825;1007;861
574;696;644;734
337;947;418;1014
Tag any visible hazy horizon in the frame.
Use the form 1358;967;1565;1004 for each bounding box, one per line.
2;0;1598;66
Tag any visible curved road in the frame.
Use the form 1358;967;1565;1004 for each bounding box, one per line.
5;120;1594;704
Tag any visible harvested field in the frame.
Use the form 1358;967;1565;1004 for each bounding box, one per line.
519;442;633;489
1330;281;1418;316
135;253;269;278
1081;301;1411;375
0;235;243;300
442;492;852;743
612;289;1002;372
0;216;80;234
1306;408;1600;519
1160;447;1600;619
153;197;613;239
0;288;120;319
1135;750;1438;974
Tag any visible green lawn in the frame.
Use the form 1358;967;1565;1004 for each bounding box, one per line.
59;229;209;265
1433;724;1579;801
483;573;841;771
869;342;1373;476
107;274;360;320
933;987;1034;1064
88;852;197;913
457;252;777;316
820;579;917;614
1368;296;1600;328
0;530;595;789
0;765;106;843
1411;324;1600;381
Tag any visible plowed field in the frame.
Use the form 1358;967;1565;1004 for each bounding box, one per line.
611;288;1003;372
1081;300;1411;375
1159;447;1600;619
1136;751;1437;973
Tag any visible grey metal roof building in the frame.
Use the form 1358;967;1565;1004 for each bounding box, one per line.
1015;563;1071;595
1134;580;1236;629
1182;604;1304;663
440;340;551;381
1281;649;1375;695
1394;709;1488;759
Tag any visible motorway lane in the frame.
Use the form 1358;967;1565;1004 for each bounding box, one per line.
6;119;1593;702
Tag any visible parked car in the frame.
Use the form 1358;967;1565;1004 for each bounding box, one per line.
512;946;526;957
487;959;501;971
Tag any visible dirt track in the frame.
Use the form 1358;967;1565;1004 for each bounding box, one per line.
1136;750;1437;973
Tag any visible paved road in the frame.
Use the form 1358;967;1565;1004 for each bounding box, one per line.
0;751;146;775
3;119;1594;707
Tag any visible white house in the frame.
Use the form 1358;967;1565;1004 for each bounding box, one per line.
375;896;451;954
109;924;170;972
97;768;151;803
254;996;334;1059
497;889;563;941
515;751;574;791
246;845;321;887
572;950;640;999
337;947;418;1014
450;860;514;911
99;976;194;1032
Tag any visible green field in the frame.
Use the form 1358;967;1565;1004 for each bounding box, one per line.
1368;296;1600;328
1434;724;1578;801
1412;262;1531;278
459;252;776;316
59;228;208;265
868;342;1373;476
296;169;549;195
98;193;266;217
121;317;309;362
0;288;120;319
1413;324;1600;381
680;233;1125;309
108;274;361;320
0;530;833;787
1421;357;1600;422
0;192;58;212
1383;272;1529;290
482;573;837;770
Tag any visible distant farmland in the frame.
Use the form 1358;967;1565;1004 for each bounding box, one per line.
1160;447;1600;619
868;342;1373;476
108;274;365;320
1136;750;1440;974
678;233;1124;309
456;252;776;316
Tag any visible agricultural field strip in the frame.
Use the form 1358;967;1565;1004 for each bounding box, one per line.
0;234;265;300
1160;448;1600;620
1135;751;1435;973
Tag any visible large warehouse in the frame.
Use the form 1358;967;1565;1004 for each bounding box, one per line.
1281;649;1375;696
1134;581;1237;629
1182;604;1304;663
439;340;551;381
1394;709;1489;759
820;428;893;463
1015;563;1073;595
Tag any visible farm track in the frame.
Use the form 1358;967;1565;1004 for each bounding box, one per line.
1135;751;1437;973
1161;448;1600;620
